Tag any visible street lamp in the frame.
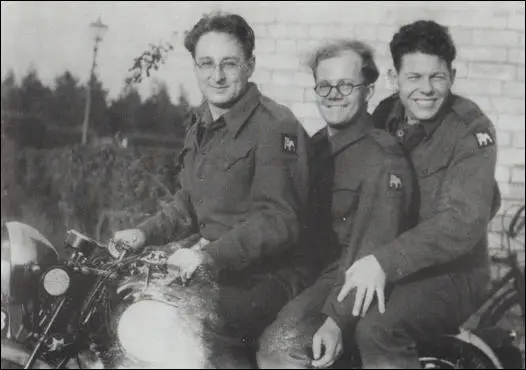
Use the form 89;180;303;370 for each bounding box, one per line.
81;17;108;145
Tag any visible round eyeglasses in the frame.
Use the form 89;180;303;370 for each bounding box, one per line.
314;80;365;97
195;59;243;76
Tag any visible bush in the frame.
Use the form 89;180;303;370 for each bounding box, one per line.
1;138;183;252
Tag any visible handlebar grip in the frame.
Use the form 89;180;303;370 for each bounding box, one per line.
107;239;131;260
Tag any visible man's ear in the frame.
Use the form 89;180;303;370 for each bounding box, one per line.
450;67;457;86
365;84;375;103
246;55;256;78
388;68;399;92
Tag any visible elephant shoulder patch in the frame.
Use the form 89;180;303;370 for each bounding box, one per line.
282;134;298;155
473;131;495;149
388;173;403;191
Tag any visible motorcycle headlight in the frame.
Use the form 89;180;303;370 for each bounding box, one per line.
116;299;206;369
42;268;70;296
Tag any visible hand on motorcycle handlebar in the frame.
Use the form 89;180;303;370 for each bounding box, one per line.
337;255;386;317
190;237;211;251
311;316;343;368
112;229;146;252
167;248;212;283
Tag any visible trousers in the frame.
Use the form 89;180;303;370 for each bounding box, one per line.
256;266;489;369
207;269;314;369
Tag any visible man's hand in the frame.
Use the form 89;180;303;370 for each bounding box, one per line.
112;229;146;252
190;237;211;251
311;317;343;368
337;255;386;317
167;248;212;282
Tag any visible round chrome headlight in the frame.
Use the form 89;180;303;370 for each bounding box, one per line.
42;268;70;296
116;299;206;368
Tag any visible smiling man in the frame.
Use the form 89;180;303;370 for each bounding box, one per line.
352;20;500;368
112;11;313;368
257;39;416;369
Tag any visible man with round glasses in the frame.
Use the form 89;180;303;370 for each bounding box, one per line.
257;39;416;369
112;11;313;368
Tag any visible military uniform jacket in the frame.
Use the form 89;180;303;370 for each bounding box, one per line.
137;83;311;274
371;93;499;283
312;111;416;329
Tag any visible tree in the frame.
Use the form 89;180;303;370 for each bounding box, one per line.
174;84;196;131
49;71;85;128
17;67;53;117
1;69;20;111
137;80;179;135
108;83;142;134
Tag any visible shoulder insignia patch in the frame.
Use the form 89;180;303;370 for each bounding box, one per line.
473;131;495;149
388;173;403;190
282;134;298;154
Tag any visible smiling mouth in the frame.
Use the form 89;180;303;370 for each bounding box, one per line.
414;99;437;107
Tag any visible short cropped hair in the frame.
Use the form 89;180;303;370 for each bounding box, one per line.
184;12;255;59
307;39;380;85
390;20;457;72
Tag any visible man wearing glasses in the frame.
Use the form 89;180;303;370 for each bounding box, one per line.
112;11;312;368
257;40;416;369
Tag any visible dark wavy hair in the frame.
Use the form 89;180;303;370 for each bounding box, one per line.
390;20;457;72
307;39;380;85
184;12;255;59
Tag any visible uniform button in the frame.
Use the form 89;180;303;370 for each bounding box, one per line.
342;216;347;222
422;169;429;176
396;268;403;276
200;223;206;229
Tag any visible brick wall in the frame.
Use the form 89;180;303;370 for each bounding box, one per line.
168;2;525;256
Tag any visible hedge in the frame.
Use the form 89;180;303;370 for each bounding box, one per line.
1;135;183;255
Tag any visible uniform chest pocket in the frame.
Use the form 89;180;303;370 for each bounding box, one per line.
219;143;255;171
418;155;451;178
332;187;360;221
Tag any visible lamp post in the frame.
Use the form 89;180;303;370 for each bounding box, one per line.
81;17;108;145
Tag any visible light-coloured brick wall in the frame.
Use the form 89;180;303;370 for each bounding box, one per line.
167;1;525;254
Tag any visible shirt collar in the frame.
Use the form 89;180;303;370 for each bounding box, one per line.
387;93;456;139
329;109;374;156
200;82;261;138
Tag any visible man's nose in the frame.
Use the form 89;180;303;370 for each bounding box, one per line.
211;64;226;81
327;86;343;99
418;77;433;94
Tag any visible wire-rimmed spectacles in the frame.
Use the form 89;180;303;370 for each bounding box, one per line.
314;80;366;97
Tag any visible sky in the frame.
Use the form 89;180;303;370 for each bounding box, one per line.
1;1;516;105
1;1;229;105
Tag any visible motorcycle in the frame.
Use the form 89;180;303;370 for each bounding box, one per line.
1;221;523;369
1;221;218;369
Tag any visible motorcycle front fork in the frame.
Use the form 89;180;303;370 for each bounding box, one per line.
24;297;67;369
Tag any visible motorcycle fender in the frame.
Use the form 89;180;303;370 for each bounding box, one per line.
451;328;504;369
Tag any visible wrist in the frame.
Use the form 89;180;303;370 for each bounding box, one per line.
324;316;341;332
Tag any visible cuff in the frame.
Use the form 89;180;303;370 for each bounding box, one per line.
203;238;246;271
372;240;410;283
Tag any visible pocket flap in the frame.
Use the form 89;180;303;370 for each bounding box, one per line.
221;143;255;170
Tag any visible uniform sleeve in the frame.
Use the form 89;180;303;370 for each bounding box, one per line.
373;117;498;283
321;153;415;330
136;141;198;246
204;119;311;271
136;188;196;246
